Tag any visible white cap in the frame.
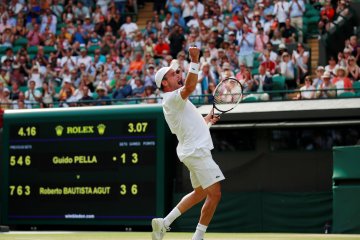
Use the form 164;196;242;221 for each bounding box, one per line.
63;76;72;83
279;43;286;49
155;62;179;88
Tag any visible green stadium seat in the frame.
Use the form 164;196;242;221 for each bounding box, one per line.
27;46;38;54
12;46;22;54
0;46;7;54
352;81;360;93
43;46;57;54
242;95;258;102
87;45;100;54
14;37;28;47
272;75;286;90
338;92;356;98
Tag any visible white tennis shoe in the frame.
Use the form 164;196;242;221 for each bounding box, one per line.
151;218;170;240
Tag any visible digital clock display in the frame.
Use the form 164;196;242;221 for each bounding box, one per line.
1;106;167;226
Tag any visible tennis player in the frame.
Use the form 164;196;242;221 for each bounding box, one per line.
151;46;225;240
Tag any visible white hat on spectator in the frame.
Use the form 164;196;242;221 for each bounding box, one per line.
228;31;235;36
335;66;347;76
3;87;10;93
222;62;231;70
279;43;286;50
343;48;351;53
321;71;331;79
12;63;20;69
63;77;72;84
154;63;178;88
316;66;325;71
96;85;107;92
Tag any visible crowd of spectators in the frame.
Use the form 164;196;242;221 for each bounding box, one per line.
0;0;358;110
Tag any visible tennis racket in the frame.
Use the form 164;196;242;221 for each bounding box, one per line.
207;77;243;127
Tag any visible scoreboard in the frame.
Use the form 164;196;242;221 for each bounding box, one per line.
1;105;167;226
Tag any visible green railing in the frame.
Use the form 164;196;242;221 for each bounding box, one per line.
1;87;359;110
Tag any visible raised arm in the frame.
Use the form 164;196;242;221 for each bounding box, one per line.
180;47;200;99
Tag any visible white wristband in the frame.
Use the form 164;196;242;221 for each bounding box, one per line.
189;62;199;75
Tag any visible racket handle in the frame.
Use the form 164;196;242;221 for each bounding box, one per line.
207;122;213;128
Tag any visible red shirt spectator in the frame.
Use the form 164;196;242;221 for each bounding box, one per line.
154;36;170;58
321;3;335;22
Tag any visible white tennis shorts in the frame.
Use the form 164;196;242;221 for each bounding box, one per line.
182;148;225;189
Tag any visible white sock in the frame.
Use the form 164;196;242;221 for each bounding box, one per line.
192;223;207;240
164;207;181;228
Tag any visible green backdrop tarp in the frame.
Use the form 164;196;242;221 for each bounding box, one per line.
333;146;360;180
333;145;360;233
172;192;332;233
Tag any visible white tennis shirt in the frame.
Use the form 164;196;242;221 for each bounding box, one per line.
162;87;214;161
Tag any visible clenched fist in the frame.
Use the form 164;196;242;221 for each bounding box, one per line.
188;46;200;63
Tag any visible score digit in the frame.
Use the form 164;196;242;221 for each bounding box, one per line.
9;156;31;166
128;122;148;133
17;126;37;137
9;185;31;196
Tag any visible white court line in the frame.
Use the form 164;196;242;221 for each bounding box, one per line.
3;231;76;234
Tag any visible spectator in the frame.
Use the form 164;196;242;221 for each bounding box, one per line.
25;79;42;108
60;48;77;71
154;35;170;59
316;71;336;99
168;24;185;59
240;67;257;94
112;76;132;100
10;64;25;86
332;66;353;95
27;23;44;46
78;85;94;106
40;81;55;108
182;0;195;23
255;27;269;53
320;1;335;25
346;35;360;62
0;83;11;109
95;85;111;106
120;16;138;36
261;50;277;76
51;0;64;19
77;47;92;70
325;56;339;77
9;81;21;101
281;18;297;43
132;76;145;98
270;29;283;46
142;85;157;104
1;48;16;64
289;0;305;42
292;42;309;84
144;64;156;89
294;76;316;99
253;65;273;97
238;23;255;68
273;0;290;28
198;62;215;95
0;67;10;87
129;52;145;73
278;52;295;89
9;0;24;15
312;66;325;89
347;56;360;81
193;0;205;17
2;26;15;47
58;78;75;106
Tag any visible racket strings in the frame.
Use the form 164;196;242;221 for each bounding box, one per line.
213;79;243;112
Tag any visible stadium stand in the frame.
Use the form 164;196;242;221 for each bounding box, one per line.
0;0;358;110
